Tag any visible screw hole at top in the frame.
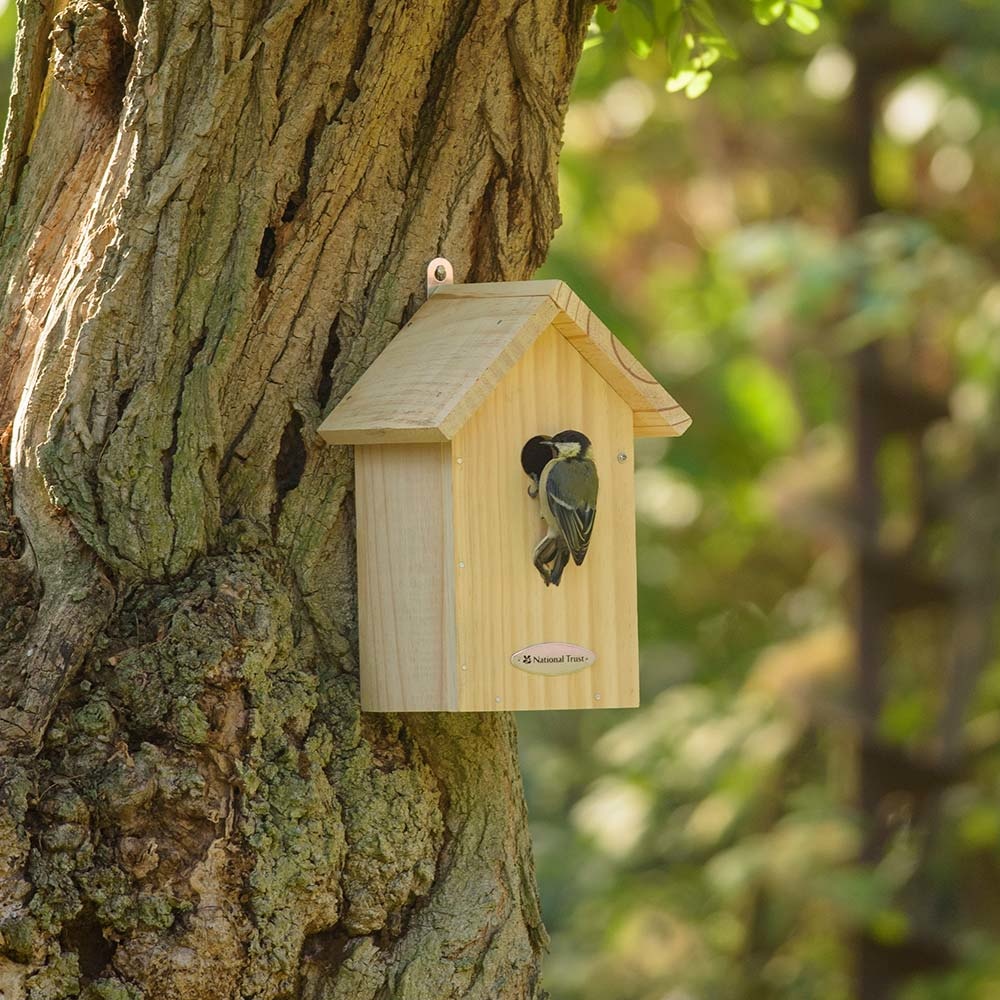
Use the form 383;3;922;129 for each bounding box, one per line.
434;264;447;281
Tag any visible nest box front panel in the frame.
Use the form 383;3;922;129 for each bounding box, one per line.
452;325;638;711
355;443;456;711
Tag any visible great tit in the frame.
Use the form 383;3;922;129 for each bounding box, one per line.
530;430;599;587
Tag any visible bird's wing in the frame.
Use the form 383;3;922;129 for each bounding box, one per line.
545;459;598;565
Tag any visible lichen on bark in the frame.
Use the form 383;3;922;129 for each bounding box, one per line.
0;1;592;997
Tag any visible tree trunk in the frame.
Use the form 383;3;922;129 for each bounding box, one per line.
0;2;591;998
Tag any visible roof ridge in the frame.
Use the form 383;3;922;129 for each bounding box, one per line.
318;280;690;445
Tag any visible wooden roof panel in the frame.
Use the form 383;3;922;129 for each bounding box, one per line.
318;280;690;444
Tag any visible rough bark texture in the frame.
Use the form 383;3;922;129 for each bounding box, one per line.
0;2;591;997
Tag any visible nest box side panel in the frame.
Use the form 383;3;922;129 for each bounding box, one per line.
451;325;639;711
355;444;457;711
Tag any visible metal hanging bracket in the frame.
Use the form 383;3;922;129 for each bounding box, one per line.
426;257;454;297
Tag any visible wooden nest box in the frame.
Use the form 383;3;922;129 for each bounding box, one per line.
319;280;690;711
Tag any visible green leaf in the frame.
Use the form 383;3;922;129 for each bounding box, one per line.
621;2;655;58
698;33;738;60
633;0;658;23
753;0;786;26
653;0;682;34
593;5;616;32
665;11;688;73
695;45;721;70
690;0;727;40
666;69;697;93
685;70;713;98
786;3;821;33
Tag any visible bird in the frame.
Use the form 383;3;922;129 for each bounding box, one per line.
530;429;599;587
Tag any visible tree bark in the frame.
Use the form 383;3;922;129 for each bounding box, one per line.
0;2;591;997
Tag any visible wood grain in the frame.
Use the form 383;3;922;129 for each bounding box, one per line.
339;282;682;711
451;324;639;711
319;293;559;444
547;282;691;438
319;280;691;444
355;444;457;711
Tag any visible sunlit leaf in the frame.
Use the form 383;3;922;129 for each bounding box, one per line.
695;46;721;69
753;0;787;26
786;3;821;34
685;70;713;98
666;69;697;93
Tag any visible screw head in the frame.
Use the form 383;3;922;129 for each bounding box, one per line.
456;457;463;465
495;696;502;704
617;451;628;463
458;561;465;569
434;264;447;281
594;692;602;701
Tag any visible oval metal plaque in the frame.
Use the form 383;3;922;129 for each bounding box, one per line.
510;643;597;676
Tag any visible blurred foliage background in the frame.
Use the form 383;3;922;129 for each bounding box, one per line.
2;1;999;998
521;2;1000;999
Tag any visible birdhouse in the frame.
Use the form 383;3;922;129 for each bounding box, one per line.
319;278;690;712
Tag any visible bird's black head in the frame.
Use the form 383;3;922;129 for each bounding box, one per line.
551;429;592;458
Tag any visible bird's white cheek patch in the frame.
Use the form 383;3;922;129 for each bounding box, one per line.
510;643;597;675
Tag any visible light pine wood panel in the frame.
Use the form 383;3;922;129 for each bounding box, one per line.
452;325;639;711
550;305;690;438
355;444;457;711
634;409;692;436
319;280;691;445
319;293;559;444
439;281;690;437
429;280;566;301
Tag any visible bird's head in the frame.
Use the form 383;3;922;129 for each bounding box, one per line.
550;429;592;459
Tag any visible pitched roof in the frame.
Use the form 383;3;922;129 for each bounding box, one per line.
318;280;691;444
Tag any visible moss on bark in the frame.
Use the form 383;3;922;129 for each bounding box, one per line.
0;0;592;995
